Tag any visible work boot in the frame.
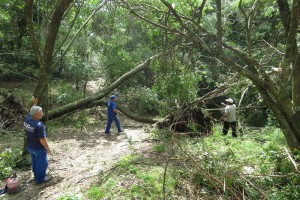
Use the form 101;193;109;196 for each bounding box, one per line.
35;175;52;184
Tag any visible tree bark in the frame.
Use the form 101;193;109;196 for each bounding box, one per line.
25;0;73;107
215;0;222;56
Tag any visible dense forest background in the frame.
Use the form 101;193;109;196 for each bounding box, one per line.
0;0;300;199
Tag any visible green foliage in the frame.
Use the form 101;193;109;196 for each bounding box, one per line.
116;155;135;168
152;58;199;115
75;111;89;129
0;63;38;81
49;80;83;107
266;109;280;127
0;0;36;81
85;187;104;200
57;192;83;200
124;86;160;115
153;144;165;153
94;6;156;90
186;122;199;132
0;148;30;179
63;59;92;89
174;125;299;199
86;154;176;199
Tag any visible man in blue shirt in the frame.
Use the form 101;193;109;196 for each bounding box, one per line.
24;97;52;184
105;95;123;134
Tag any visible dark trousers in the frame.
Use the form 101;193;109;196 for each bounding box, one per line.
223;121;237;137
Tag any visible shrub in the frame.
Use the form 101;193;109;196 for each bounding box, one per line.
124;86;160;115
0;148;30;179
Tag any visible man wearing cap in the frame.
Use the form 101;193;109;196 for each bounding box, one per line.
104;95;123;134
221;98;237;137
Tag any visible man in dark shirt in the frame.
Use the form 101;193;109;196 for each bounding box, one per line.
24;97;52;184
104;95;123;134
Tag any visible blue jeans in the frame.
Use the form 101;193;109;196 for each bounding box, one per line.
105;115;122;133
27;147;48;183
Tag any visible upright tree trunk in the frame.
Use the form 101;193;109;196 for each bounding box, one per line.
33;68;49;108
257;85;300;149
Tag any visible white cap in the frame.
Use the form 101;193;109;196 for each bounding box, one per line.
225;98;234;103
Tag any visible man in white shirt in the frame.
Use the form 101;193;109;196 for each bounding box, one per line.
221;98;237;137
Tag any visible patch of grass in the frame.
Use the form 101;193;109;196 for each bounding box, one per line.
0;130;24;151
153;144;165;153
86;154;177;199
117;154;135;168
56;192;83;200
85;187;104;200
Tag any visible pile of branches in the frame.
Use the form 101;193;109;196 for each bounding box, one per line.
158;104;213;135
0;90;27;130
157;81;235;135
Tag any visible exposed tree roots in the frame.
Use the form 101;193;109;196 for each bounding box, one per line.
0;90;27;130
157;104;213;135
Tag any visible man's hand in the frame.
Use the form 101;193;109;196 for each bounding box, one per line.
47;148;52;155
117;110;124;116
220;116;225;123
32;96;38;105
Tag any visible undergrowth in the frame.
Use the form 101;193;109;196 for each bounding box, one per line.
85;154;177;200
82;125;300;199
0;148;30;179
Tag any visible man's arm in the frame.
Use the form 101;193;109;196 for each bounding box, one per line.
40;138;52;154
113;109;123;115
113;108;118;114
221;112;227;121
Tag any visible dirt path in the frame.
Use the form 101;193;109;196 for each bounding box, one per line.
2;118;152;200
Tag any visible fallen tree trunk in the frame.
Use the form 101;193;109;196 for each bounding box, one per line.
47;74;234;130
87;100;159;124
44;52;162;121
